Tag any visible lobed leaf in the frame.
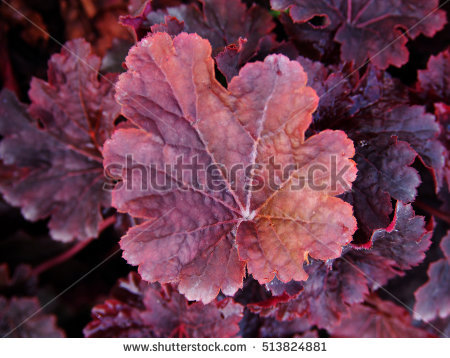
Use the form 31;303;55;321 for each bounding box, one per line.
121;0;275;64
329;294;433;338
297;59;444;239
249;202;432;329
104;32;357;303
84;272;243;338
0;39;120;241
414;231;450;322
0;296;64;338
271;0;446;69
417;49;450;104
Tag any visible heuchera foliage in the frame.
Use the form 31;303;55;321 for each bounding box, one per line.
328;293;433;338
104;31;357;303
271;0;446;69
296;56;445;241
0;296;64;338
0;0;448;338
121;0;275;61
0;39;120;242
414;231;450;322
84;272;243;338
248;202;432;329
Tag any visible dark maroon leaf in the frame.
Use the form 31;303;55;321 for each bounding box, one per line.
434;103;450;190
349;70;444;196
265;276;302;298
0;39;120;242
249;258;368;328
353;103;445;190
217;36;300;84
329;294;433;337
28;39;120;153
417;49;450;104
216;38;248;83
349;138;420;239
121;0;275;62
299;59;444;238
250;202;432;329
85;272;243;338
366;202;432;273
0;296;64;337
296;56;353;129
271;0;447;69
84;271;153;338
150;16;185;35
335;202;432;293
414;231;450;322
84;299;153;338
142;285;243;338
277;12;338;61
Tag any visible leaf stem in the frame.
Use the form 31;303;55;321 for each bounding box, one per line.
32;238;93;276
32;215;117;276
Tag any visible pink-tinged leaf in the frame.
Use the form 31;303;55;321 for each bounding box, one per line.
249;202;431;329
84;271;155;338
414;231;450;322
84;273;243;338
83;299;153;338
28;39;120;153
0;296;64;337
271;0;447;69
417;49;450;104
104;32;357;302
238;180;356;284
121;0;275;62
0;39;120;242
329;294;433;338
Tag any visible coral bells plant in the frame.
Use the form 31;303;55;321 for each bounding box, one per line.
0;0;448;338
